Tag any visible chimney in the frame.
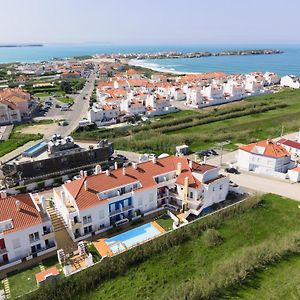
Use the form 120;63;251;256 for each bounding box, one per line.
123;167;126;176
16;200;21;212
133;162;138;170
83;170;88;177
80;170;84;178
204;156;207;164
0;190;7;199
114;162;118;170
95;164;102;175
152;156;157;164
189;160;193;169
106;169;110;176
176;162;182;175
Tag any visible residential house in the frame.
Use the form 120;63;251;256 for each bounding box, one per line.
52;156;229;241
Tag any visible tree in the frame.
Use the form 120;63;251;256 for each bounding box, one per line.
60;81;72;94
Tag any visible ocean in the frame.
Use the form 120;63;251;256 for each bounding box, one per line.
0;44;299;76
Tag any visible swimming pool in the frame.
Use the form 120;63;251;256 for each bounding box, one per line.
23;141;47;157
105;222;163;254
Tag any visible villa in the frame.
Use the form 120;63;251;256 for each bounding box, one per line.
237;139;293;177
52;156;229;242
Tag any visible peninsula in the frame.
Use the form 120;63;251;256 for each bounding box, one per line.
0;44;43;48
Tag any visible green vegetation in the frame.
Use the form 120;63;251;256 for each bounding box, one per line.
202;228;223;247
8;265;40;299
72;89;300;154
23;194;300;300
86;242;102;263
0;124;42;158
225;254;300;299
73;55;93;60
56;96;74;104
155;215;173;231
34;92;52;97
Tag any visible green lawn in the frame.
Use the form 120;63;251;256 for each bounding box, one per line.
8;265;40;299
56;96;74;104
155;214;174;231
0;124;42;158
86;242;102;263
34;92;52;97
85;194;300;300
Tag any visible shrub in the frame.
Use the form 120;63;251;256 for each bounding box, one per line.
202;228;223;247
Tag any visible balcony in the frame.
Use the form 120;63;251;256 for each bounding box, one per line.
109;205;134;217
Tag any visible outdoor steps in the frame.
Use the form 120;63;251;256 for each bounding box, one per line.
47;207;68;232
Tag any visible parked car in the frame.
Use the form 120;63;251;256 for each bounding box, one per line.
225;167;239;174
116;154;127;160
208;149;218;156
62;121;69;126
55;104;61;108
229;180;238;187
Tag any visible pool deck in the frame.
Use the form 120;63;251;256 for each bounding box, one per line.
151;221;166;234
92;221;166;257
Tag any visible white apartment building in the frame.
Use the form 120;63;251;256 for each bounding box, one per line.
87;104;119;126
202;85;224;103
0;194;56;269
185;86;203;107
52;156;229;241
280;75;300;89
263;72;280;86
223;79;245;101
0;102;22;124
237;139;292;176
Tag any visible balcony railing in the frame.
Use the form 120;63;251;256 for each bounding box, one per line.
109;205;134;217
29;237;40;244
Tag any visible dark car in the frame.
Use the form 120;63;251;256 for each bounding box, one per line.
225;167;239;174
116;154;128;160
55;104;61;108
62;121;69;126
208;149;218;156
198;150;210;157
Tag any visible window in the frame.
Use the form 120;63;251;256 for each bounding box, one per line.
99;224;105;229
12;238;21;249
83;215;92;225
29;232;40;243
212;187;215;192
219;185;223;190
190;192;193;199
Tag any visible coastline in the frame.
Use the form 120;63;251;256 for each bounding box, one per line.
128;59;201;75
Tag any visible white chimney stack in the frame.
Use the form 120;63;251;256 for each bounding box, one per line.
83;170;88;177
176;162;182;175
84;180;88;191
95;164;102;175
106;169;110;176
114;162;118;170
133;162;138;170
16;200;21;212
80;170;84;178
204;156;207;164
123;167;126;176
152;156;157;164
189;160;193;169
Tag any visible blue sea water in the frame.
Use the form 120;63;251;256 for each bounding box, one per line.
0;43;299;76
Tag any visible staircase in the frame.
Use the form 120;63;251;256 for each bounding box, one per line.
46;206;77;254
47;207;67;232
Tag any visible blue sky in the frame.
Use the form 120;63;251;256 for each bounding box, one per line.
1;0;299;44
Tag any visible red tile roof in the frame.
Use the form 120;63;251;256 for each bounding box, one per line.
240;140;290;158
0;194;42;234
35;266;60;283
277;138;300;150
63;156;216;210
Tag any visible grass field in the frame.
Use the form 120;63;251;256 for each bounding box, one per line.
8;265;40;299
224;254;300;299
56;96;74;104
0;124;42;158
73;89;300;154
84;194;300;300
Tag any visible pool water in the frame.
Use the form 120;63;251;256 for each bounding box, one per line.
24;142;47;155
105;223;162;254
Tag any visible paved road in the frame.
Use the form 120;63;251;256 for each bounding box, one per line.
228;172;300;201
